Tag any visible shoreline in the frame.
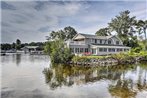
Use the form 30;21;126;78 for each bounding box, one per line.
69;52;147;66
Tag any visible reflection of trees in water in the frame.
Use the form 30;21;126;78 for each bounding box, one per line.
108;63;147;98
136;62;147;92
16;54;21;66
43;63;147;97
109;79;137;98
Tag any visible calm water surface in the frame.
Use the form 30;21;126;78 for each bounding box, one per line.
1;54;147;98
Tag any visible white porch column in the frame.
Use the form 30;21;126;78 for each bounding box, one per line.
96;48;99;55
74;48;76;53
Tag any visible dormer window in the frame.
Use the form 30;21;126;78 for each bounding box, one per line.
108;40;111;44
116;41;119;45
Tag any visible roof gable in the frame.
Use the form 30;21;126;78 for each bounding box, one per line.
72;33;114;40
72;33;86;40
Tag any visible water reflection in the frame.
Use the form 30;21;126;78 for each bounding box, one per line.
109;79;137;98
43;63;147;97
16;54;21;66
2;54;147;98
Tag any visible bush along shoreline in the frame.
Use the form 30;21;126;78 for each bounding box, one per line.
70;51;147;66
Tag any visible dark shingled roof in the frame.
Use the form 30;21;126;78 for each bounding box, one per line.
79;33;114;39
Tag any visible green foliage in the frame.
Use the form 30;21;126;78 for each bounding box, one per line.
50;26;77;40
136;20;147;41
44;41;52;55
16;39;21;50
131;47;142;53
95;27;111;36
72;56;91;62
44;40;73;64
11;43;16;49
95;10;146;49
1;43;12;50
72;55;108;62
136;20;147;50
1;41;45;50
72;51;147;64
108;10;137;47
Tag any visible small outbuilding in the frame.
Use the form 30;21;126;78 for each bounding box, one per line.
22;46;43;54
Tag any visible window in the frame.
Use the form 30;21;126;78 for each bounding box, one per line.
117;49;120;52
116;41;119;45
99;48;103;52
80;48;83;53
108;48;111;52
108;40;111;44
95;39;97;43
85;48;89;52
92;48;96;54
112;48;115;52
75;48;80;53
104;48;107;52
99;48;107;52
75;48;78;53
75;48;77;53
120;49;123;51
117;48;123;52
77;48;79;53
100;40;102;44
108;48;115;52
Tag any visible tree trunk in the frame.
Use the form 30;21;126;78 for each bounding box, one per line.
144;28;147;50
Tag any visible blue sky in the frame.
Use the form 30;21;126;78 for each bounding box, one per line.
1;0;147;43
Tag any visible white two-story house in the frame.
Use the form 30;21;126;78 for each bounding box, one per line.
65;33;131;55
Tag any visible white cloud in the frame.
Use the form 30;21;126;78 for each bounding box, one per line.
2;1;86;43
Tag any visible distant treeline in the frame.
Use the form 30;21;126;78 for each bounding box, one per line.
1;40;45;50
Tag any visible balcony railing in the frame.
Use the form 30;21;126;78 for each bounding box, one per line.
70;41;85;45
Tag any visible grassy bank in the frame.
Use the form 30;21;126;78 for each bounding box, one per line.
72;51;147;65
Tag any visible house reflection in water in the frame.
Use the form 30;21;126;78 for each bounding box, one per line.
43;63;147;98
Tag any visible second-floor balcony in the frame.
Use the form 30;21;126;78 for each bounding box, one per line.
69;41;86;45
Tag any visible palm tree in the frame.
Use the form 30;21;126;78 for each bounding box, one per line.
136;20;147;50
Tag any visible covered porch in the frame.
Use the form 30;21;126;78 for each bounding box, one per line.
90;45;131;55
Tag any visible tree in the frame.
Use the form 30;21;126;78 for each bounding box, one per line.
95;27;111;36
136;20;147;50
50;26;77;40
1;44;11;50
64;26;78;39
11;42;16;49
50;31;58;40
16;39;21;50
108;10;137;47
44;40;73;64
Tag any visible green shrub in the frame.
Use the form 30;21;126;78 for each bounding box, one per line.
44;40;73;64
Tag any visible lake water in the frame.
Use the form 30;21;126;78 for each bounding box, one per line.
1;54;147;98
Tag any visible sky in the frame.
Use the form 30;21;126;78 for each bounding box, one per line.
1;0;147;43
